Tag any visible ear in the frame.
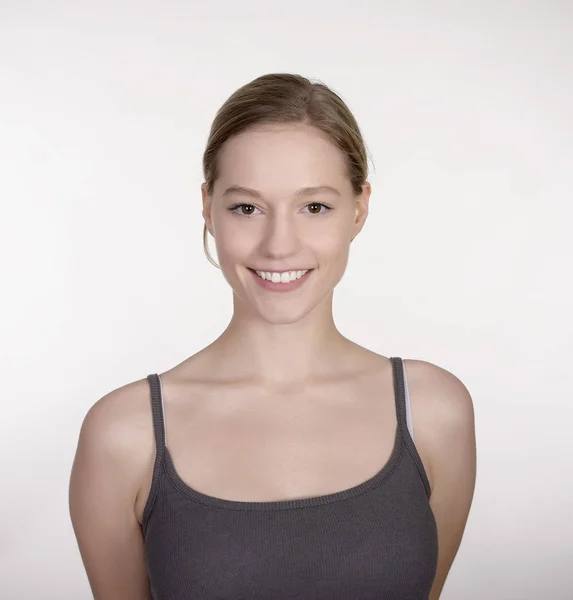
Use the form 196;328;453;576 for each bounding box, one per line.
201;183;215;237
351;182;371;240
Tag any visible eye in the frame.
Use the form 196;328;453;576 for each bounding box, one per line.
228;203;261;217
227;202;332;217
303;202;331;215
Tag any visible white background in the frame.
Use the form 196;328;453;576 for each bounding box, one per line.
1;1;572;598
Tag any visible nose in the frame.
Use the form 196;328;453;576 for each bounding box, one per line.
259;212;302;260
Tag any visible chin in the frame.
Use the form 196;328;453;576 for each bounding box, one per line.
253;304;316;326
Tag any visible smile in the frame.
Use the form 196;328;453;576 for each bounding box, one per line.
254;269;309;283
248;268;314;292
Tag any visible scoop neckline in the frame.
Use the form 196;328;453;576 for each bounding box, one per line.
162;422;405;511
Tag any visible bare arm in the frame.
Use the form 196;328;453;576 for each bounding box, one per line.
69;383;153;599
407;360;477;600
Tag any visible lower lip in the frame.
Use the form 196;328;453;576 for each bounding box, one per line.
249;268;313;292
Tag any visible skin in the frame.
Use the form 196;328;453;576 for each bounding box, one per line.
69;122;476;599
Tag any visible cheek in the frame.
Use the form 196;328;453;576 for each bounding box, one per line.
309;224;352;255
214;221;254;262
313;224;353;271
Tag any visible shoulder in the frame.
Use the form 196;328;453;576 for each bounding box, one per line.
401;358;476;490
80;377;153;450
403;358;475;430
72;377;155;504
401;360;477;598
69;379;157;596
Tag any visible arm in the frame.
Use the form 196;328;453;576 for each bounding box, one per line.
407;360;477;600
69;383;153;599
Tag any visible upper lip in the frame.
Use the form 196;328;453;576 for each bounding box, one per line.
249;267;313;272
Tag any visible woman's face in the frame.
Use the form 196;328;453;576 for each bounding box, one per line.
202;122;370;324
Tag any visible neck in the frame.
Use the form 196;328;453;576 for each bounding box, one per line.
206;294;351;389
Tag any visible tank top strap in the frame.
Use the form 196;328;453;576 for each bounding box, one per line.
142;373;167;534
390;357;410;436
146;373;166;457
390;357;432;498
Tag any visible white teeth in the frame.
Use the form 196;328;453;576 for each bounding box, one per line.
254;269;309;283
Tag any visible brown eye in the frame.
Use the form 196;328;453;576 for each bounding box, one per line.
306;203;329;215
229;203;258;216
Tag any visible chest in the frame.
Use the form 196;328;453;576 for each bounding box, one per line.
143;454;438;600
139;359;439;599
157;377;399;505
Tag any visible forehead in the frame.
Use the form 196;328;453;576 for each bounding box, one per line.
214;123;350;195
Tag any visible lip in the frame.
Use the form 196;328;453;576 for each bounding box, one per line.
250;268;312;273
248;268;314;293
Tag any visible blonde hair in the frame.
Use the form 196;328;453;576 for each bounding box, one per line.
202;73;371;268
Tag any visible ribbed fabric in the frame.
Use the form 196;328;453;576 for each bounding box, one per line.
142;357;438;599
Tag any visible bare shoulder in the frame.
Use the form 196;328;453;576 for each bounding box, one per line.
69;377;156;598
401;358;476;490
72;376;155;509
81;376;153;451
403;359;475;432
403;359;477;600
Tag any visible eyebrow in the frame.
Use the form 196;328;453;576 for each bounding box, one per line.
222;185;341;198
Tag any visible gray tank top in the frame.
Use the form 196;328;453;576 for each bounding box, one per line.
142;356;438;599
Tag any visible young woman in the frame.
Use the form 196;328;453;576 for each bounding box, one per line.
69;73;476;600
